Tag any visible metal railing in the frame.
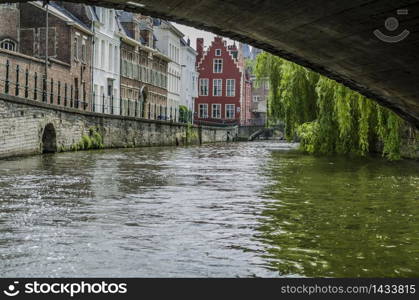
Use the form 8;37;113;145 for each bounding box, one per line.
0;60;88;110
0;59;189;123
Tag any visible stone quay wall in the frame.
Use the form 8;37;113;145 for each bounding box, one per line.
0;94;238;159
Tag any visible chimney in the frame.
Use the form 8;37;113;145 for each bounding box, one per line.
196;38;204;66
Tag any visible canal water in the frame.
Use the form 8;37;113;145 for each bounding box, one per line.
0;142;418;277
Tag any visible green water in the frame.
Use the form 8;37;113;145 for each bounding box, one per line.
258;151;419;277
0;142;418;277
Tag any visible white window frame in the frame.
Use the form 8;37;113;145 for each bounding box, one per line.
213;58;223;73
0;39;16;51
225;104;235;119
213;79;222;97
226;79;235;97
108;43;113;72
81;38;87;63
100;40;105;69
0;38;17;51
199;103;208;118
215;49;221;56
199;78;209;96
212;104;221;119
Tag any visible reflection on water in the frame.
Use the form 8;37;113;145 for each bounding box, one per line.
0;142;418;277
259;152;419;277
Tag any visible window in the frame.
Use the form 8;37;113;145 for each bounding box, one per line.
215;49;221;56
213;59;223;73
0;39;16;51
212;104;221;119
114;45;118;73
107;79;114;97
109;10;114;30
226;104;235;119
81;39;86;62
199;104;208;118
213;79;222;96
253;96;261;102
100;40;105;68
74;37;79;60
199;78;209;96
94;38;99;65
96;7;102;23
108;44;113;72
226;79;235;97
103;9;108;25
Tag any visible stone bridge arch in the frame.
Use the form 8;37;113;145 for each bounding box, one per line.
41;123;57;153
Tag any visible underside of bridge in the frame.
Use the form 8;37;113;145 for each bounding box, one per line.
9;0;419;128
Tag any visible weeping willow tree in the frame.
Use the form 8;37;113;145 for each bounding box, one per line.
254;52;411;160
254;53;318;138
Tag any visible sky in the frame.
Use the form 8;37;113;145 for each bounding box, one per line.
172;22;236;50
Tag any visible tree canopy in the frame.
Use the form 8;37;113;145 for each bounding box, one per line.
254;52;408;160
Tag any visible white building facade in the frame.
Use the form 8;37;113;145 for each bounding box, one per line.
180;39;198;122
91;6;120;114
154;20;183;122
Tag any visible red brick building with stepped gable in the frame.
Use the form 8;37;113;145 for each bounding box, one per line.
195;36;242;125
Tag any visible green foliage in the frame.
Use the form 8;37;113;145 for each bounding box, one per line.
376;106;402;160
179;105;192;124
315;77;339;154
81;134;93;150
245;58;256;73
185;123;198;141
297;122;319;154
254;53;318;139
357;95;372;156
71;127;104;152
254;52;412;160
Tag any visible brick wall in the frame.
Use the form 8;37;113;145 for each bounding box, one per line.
0;49;71;100
0;4;19;46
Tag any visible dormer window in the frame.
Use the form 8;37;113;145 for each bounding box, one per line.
0;39;16;52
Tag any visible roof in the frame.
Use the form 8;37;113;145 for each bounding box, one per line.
180;37;197;55
114;10;126;35
156;20;184;38
117;10;133;23
30;2;92;34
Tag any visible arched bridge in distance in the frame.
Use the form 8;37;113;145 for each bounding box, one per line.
6;0;419;128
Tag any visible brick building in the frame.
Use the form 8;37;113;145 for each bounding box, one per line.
0;3;20;52
195;36;243;125
118;12;170;120
0;2;93;110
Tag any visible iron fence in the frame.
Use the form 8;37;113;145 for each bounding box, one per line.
0;59;190;123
